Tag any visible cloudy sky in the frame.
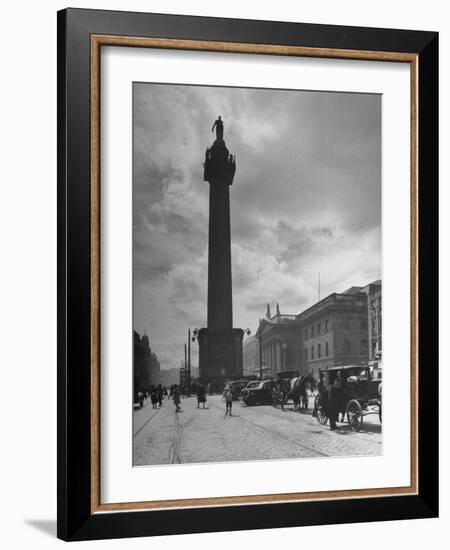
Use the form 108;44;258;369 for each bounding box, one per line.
133;83;381;370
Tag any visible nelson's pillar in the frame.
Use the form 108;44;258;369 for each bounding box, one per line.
198;117;244;386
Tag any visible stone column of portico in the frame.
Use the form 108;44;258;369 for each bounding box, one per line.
269;342;273;374
275;342;278;373
273;341;276;375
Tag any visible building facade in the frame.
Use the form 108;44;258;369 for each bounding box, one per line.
361;280;382;360
159;367;180;387
297;289;370;379
255;303;300;378
254;281;381;381
133;330;161;397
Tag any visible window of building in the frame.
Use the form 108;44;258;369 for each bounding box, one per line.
325;341;329;356
305;347;308;361
325;320;329;332
361;339;368;354
317;322;321;335
360;319;368;330
311;345;314;360
343;339;351;355
305;329;308;340
311;326;314;338
345;318;351;329
318;343;321;358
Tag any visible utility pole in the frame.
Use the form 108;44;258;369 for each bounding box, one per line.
187;328;191;396
184;343;187;394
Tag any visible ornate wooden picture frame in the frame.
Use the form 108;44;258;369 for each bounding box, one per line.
57;8;438;541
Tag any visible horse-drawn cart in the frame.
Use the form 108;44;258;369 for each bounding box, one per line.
314;365;382;431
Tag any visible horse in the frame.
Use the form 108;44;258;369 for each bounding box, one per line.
286;374;317;411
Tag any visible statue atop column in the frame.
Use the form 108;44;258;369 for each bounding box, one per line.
204;116;235;184
211;115;224;142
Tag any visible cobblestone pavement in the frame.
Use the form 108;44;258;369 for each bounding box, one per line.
133;394;382;466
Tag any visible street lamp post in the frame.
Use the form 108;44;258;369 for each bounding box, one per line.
258;332;263;380
183;343;187;392
187;328;191;396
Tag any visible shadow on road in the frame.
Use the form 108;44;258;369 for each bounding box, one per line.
333;423;382;435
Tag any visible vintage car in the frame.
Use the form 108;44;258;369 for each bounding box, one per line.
240;379;276;406
228;379;251;400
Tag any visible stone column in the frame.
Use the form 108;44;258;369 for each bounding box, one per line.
198;118;243;386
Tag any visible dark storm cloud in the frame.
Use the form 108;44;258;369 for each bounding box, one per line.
133;83;381;368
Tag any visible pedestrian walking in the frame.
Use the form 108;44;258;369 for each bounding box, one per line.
313;372;328;418
150;386;158;409
197;383;207;408
272;385;278;405
137;391;145;409
173;384;181;412
157;384;163;407
337;371;347;422
223;384;233;416
328;376;342;430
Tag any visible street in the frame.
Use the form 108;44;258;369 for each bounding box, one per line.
133;394;382;466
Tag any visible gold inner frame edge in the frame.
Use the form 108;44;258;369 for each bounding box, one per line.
90;34;419;514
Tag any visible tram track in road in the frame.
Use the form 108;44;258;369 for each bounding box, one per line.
168;411;183;464
234;404;330;458
133;406;162;437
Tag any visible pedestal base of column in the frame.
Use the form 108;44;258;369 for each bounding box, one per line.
198;327;244;391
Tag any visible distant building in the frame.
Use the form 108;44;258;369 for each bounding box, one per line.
191;366;200;379
150;352;161;385
255;303;300;378
133;331;161;397
243;336;259;376
160;368;181;387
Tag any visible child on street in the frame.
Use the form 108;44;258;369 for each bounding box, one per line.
223;384;233;416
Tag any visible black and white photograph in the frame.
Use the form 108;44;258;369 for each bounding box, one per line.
132;83;383;466
0;0;442;546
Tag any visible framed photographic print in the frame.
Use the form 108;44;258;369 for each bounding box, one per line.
57;8;438;541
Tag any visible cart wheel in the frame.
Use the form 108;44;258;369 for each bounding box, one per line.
314;395;328;425
313;394;320;411
379;403;382;423
347;399;363;431
317;406;328;425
